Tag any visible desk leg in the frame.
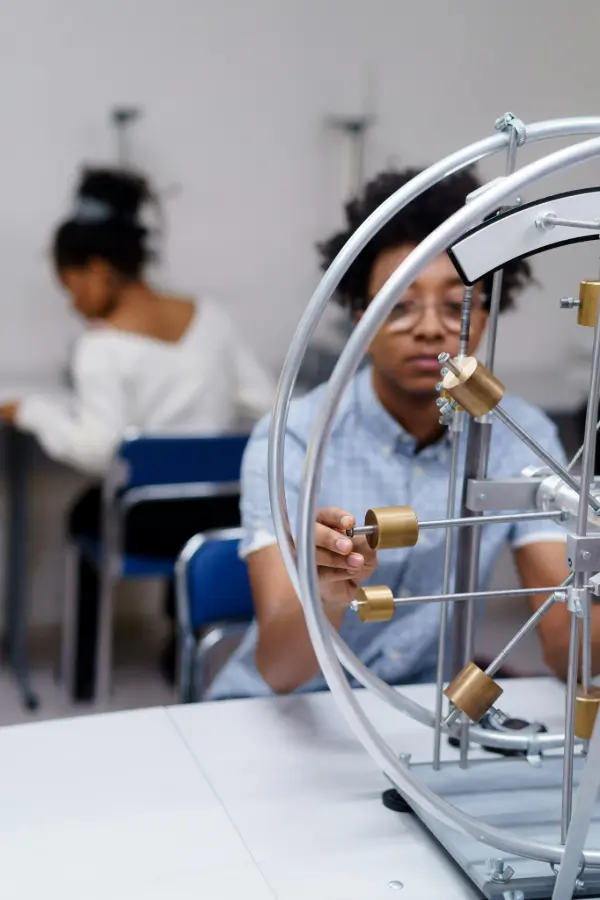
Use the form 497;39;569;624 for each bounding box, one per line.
3;428;39;711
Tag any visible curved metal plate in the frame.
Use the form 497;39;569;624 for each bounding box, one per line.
448;187;600;285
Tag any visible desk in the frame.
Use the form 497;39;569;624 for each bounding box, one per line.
0;377;69;711
0;677;572;899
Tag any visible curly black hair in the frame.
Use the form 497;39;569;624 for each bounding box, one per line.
53;167;157;279
317;167;532;313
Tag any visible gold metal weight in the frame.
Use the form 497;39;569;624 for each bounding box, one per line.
574;686;600;739
364;506;419;550
578;281;600;327
443;661;503;723
442;357;504;417
354;586;395;622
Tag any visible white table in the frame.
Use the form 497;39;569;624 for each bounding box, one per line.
0;677;572;899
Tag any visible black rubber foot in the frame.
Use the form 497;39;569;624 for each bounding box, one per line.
24;694;39;712
382;788;413;813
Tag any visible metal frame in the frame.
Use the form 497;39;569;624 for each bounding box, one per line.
175;526;248;703
60;452;241;704
267;115;600;899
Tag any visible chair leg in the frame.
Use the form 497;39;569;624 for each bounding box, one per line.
94;564;117;704
178;633;195;704
60;542;79;698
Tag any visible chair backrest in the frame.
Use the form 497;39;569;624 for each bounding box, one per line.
111;434;249;493
176;527;254;632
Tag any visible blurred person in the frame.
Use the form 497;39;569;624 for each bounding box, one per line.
208;166;585;702
0;168;274;699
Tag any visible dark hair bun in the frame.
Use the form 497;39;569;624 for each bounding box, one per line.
77;167;151;220
52;167;158;278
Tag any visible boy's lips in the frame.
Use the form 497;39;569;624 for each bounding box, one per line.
406;355;442;372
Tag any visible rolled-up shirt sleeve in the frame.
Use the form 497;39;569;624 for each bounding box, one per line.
239;414;305;559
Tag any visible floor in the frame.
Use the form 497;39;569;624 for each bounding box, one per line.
0;632;176;728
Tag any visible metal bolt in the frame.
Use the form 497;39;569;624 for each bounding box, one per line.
435;382;443;391
440;367;449;377
581;550;591;561
567;557;573;567
502;892;524;900
488;858;514;884
559;297;580;309
436;398;446;407
574;878;585;892
438;352;450;363
398;752;411;766
388;881;404;891
478;492;487;500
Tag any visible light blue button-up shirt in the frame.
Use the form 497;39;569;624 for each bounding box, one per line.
208;365;566;700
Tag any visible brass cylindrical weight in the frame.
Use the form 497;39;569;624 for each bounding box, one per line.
354;586;395;622
574;686;600;739
578;281;600;327
364;506;419;550
443;661;503;722
442;356;504;417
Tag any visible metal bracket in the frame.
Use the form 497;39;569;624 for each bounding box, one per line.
566;534;600;572
566;587;586;617
466;478;542;512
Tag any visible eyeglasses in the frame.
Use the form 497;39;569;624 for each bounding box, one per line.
385;295;486;333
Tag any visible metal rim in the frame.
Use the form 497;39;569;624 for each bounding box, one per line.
293;132;600;864
269;116;600;753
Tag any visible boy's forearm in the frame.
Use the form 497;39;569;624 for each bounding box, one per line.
255;602;347;694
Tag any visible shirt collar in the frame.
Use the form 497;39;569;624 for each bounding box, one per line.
353;364;450;460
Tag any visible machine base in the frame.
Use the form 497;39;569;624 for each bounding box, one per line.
392;756;600;899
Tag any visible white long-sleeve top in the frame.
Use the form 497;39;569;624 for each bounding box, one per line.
16;298;275;476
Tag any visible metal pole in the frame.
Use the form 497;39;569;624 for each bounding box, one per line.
360;584;567;610
433;424;461;769
493;405;600;512
577;312;600;692
443;580;570;730
566;418;600;473
485;583;569;677
562;615;580;842
561;285;600;843
350;509;562;539
552;691;600;900
450;119;522;768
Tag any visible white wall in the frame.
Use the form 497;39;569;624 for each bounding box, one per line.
2;0;600;627
1;0;600;396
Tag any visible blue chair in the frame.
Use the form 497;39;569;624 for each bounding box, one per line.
175;527;253;702
61;434;249;703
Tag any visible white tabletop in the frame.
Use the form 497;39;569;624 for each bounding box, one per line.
0;677;569;900
1;706;272;899
169;677;567;900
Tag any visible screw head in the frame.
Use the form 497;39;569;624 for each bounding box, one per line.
438;352;450;363
388;881;404;891
435;382;443;391
436;398;446;407
440;367;449;377
581;550;591;561
567;558;573;567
